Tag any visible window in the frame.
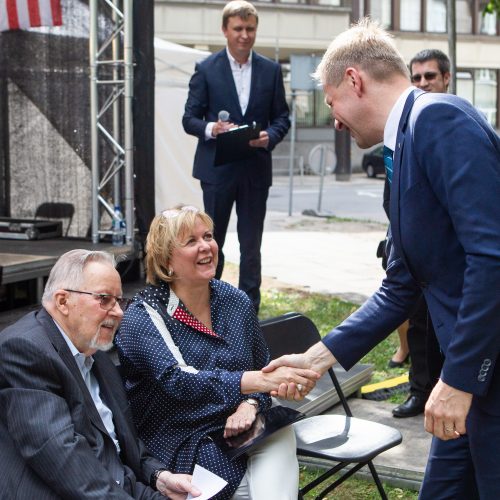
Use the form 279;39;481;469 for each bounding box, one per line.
475;69;497;126
400;0;421;31
426;0;447;32
457;69;497;127
478;1;498;35
370;0;392;29
456;0;473;33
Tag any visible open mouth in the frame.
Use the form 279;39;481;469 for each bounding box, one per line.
198;257;212;265
101;322;116;332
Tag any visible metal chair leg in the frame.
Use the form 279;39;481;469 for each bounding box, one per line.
368;461;388;500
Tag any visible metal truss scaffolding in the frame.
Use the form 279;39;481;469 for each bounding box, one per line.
89;0;134;244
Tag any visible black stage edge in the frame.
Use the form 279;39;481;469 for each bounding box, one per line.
0;238;138;312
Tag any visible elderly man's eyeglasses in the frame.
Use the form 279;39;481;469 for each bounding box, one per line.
162;206;199;219
411;71;438;83
64;289;130;311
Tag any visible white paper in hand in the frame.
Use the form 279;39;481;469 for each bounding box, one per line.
187;464;228;500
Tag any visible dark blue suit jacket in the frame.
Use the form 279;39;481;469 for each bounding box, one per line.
324;91;500;414
182;49;290;186
0;309;165;499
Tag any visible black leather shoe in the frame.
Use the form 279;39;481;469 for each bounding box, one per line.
392;395;426;418
387;353;409;369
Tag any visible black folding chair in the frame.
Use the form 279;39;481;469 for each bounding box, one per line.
260;312;402;500
35;202;74;237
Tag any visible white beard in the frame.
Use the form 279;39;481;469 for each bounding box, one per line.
89;325;115;352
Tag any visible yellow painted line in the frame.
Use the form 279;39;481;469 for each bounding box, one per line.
361;373;409;394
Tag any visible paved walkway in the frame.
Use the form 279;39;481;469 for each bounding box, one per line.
223;210;432;491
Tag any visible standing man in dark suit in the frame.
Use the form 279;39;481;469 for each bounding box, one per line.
264;19;500;498
0;249;200;499
391;49;450;418
183;0;290;312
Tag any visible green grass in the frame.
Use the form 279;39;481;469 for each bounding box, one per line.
259;287;409;400
259;287;415;497
300;466;418;499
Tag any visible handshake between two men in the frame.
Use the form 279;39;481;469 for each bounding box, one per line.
261;342;336;401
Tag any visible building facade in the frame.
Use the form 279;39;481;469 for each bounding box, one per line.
155;0;499;170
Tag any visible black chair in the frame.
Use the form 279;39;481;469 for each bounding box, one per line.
35;202;75;237
260;312;402;500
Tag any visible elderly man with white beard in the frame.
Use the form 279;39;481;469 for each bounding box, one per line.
0;249;200;499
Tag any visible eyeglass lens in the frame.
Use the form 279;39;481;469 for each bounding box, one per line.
99;295;130;311
411;72;438;83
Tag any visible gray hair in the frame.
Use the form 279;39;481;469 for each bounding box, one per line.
41;249;116;306
313;17;409;87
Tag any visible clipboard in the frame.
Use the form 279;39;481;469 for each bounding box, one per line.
210;406;305;460
214;122;261;166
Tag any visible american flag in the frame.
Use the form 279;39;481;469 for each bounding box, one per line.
0;0;62;32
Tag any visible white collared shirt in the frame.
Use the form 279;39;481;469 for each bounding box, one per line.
383;86;417;152
55;321;121;453
204;48;253;140
226;47;252;115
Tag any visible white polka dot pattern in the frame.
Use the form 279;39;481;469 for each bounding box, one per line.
114;279;272;499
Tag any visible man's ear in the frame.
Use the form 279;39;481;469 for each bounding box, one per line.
443;71;451;90
54;290;70;315
345;67;363;97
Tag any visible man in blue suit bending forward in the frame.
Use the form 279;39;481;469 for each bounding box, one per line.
264;18;500;499
183;1;290;312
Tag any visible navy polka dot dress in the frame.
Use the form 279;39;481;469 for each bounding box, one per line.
115;279;272;499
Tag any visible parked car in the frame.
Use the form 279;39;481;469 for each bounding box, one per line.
362;145;385;178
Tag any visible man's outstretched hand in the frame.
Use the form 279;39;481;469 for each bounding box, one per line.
262;342;336;400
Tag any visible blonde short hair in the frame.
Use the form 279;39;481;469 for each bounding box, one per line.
314;17;409;87
145;205;214;285
222;1;258;28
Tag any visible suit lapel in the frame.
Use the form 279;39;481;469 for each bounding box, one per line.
390;89;423;276
38;309;110;436
92;355;129;445
245;51;259;119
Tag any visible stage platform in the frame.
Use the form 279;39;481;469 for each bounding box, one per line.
0;238;136;303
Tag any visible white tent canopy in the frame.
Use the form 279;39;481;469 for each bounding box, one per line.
154;38;209;212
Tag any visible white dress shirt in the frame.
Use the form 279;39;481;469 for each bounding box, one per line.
204;48;253;140
384;86;417;152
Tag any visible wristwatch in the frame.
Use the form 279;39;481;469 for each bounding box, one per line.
244;398;259;410
150;468;168;490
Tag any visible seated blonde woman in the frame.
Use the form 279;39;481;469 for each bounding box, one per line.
115;205;318;499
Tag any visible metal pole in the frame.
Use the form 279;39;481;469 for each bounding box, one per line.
123;0;134;244
287;91;296;217
112;0;121;209
89;0;99;243
447;0;457;94
317;146;325;213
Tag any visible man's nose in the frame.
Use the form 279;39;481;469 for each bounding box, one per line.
110;302;124;318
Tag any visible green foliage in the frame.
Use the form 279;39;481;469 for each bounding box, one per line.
483;0;500;15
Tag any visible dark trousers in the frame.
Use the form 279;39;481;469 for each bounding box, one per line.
419;403;500;499
201;178;268;312
408;296;444;398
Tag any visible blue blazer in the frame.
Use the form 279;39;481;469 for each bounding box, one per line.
324;91;500;414
0;309;165;499
182;49;290;186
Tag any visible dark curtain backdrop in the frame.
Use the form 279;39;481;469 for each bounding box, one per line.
0;0;155;241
